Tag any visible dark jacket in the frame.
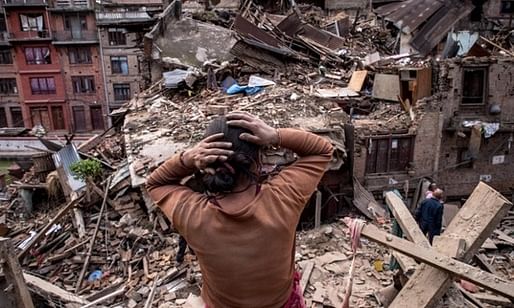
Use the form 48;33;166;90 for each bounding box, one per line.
415;197;444;242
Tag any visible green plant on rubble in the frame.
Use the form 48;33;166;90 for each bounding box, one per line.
70;159;103;182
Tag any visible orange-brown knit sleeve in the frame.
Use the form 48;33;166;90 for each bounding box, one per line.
146;153;206;233
267;128;333;212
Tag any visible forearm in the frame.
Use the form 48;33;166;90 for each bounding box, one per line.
278;128;333;158
146;153;195;191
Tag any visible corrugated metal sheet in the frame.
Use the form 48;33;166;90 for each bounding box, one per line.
410;1;474;55
233;15;283;48
52;144;86;193
324;0;367;10
375;0;443;34
277;13;345;51
375;0;475;55
276;12;302;37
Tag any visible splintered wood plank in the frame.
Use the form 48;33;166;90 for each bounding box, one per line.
471;292;513;307
0;238;34;308
494;230;514;245
23;273;89;305
347;70;368;92
357;223;514;300
390;182;512;308
18;194;85;259
391;251;417;275
384;191;428;276
385;191;430;248
474;254;498;276
481;238;497;250
300;261;314;294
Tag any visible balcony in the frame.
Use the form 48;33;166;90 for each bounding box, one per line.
96;11;154;25
0;32;10;46
2;0;48;7
52;30;98;44
48;0;92;11
8;30;52;42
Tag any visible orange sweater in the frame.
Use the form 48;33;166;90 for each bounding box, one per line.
146;128;333;308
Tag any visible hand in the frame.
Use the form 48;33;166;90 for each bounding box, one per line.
226;112;279;146
182;133;233;170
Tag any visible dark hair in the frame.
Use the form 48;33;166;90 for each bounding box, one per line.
428;183;437;192
201;116;259;193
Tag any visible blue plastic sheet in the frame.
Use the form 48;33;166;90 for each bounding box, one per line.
226;84;262;95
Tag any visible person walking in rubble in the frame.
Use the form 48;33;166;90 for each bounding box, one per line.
416;188;444;244
146;112;333;308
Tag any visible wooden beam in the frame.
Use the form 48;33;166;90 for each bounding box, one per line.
80;287;125;308
471;292;514;307
0;238;35;308
391;251;417;275
494;230;514;245
76;177;112;293
474;254;498;275
390;182;512;307
385;191;430;247
23;273;89;305
456;284;486;308
385;191;429;276
300;261;314;294
18;194;84;259
314;190;321;229
355;223;514;300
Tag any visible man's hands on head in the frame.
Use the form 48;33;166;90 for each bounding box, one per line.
226;112;279;146
182;133;233;171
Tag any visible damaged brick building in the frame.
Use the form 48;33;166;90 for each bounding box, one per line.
350;57;514;202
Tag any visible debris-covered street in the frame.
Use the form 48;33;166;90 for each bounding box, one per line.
1;0;514;307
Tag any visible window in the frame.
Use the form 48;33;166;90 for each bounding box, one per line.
0;16;6;32
11;107;24;127
24;47;51;65
30;107;51;129
111;56;128;75
72;76;95;94
0;79;17;95
0;108;7;128
457;148;474;169
20;14;44;32
0;49;12;64
366;136;414;174
68;47;92;64
72;106;86;132
51;106;65;130
501;1;514;14
90;106;104;130
462;67;487;105
30;77;56;95
108;28;126;45
113;83;131;101
64;15;87;31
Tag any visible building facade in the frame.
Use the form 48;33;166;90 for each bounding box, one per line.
351;58;514;200
95;0;161;113
0;0;162;137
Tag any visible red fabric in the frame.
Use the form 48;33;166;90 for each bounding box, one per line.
341;218;365;308
205;272;306;308
283;272;306;308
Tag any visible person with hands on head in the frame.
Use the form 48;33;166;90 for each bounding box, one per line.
146;112;334;308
